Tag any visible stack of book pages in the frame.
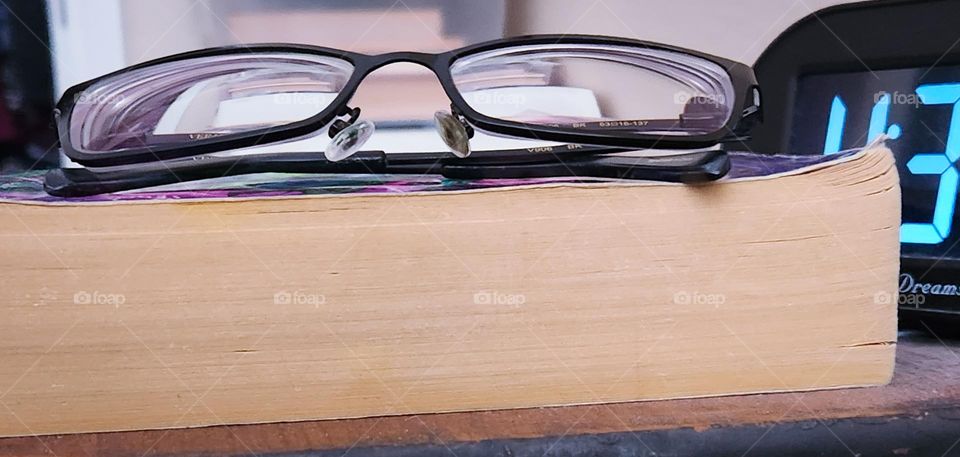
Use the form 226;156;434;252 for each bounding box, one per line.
0;146;899;436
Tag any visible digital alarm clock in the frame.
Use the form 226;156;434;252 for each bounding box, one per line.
748;0;960;327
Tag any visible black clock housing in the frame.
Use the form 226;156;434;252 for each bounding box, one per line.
747;0;960;329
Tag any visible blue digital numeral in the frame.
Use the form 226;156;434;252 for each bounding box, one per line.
823;92;901;155
822;85;960;245
868;93;892;142
900;84;960;244
823;96;847;155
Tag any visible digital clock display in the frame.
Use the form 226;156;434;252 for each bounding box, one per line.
791;65;960;259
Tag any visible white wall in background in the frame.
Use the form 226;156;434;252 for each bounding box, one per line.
47;0;126;96
47;0;863;95
119;0;213;65
506;0;854;63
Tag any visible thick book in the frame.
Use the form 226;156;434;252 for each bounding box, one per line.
0;146;900;437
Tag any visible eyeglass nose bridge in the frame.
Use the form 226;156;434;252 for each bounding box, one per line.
335;51;453;111
364;51;441;71
332;51;475;159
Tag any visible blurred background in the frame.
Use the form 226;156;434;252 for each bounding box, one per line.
0;0;852;173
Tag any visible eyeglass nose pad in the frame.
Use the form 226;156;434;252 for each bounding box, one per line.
434;111;471;158
324;120;376;162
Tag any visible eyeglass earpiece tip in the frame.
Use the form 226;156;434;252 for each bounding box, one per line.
324;120;376;162
434;111;471;158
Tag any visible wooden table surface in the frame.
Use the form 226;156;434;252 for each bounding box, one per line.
1;330;958;457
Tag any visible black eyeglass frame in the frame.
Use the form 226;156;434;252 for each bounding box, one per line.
55;34;761;168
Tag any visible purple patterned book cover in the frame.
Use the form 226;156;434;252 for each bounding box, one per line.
0;151;859;204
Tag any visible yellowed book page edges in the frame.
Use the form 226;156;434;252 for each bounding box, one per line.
0;147;899;436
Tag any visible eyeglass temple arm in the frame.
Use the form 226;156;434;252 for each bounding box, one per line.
43;146;729;198
44;144;613;197
550;119;753;141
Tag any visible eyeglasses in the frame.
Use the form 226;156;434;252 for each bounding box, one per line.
45;35;761;197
